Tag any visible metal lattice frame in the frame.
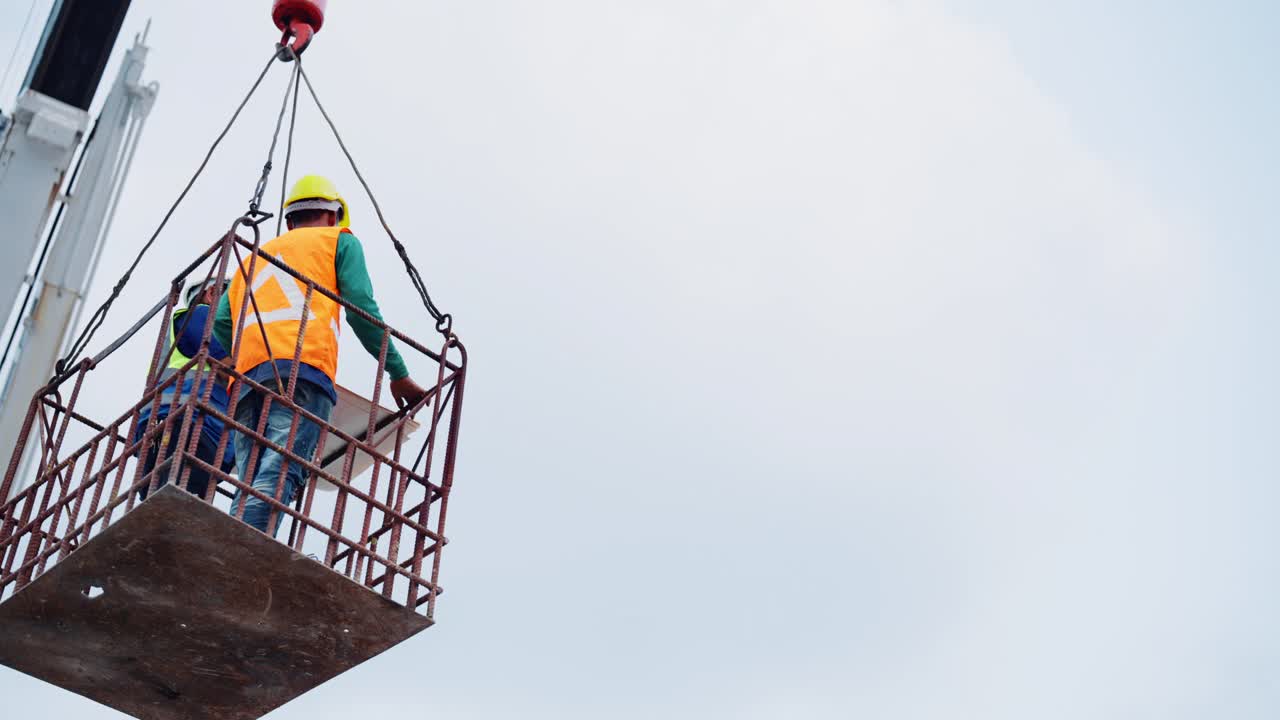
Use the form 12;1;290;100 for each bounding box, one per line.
0;228;466;619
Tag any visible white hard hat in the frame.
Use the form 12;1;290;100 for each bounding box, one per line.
184;276;228;306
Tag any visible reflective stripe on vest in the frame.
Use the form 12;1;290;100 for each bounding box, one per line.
226;225;344;382
157;308;216;383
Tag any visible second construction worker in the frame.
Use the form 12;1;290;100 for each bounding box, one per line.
136;275;235;500
213;174;427;535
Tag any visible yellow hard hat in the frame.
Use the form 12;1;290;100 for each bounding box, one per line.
284;174;351;228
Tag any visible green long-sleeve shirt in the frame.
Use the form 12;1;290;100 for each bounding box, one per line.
213;231;410;390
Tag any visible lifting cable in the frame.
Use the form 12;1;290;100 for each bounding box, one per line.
56;44;457;379
57;51;281;375
249;59;300;218
186;57;302;395
276;66;302;238
295;59;454;338
169;56;302;381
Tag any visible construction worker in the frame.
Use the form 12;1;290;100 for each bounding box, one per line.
135;275;235;499
213;175;427;535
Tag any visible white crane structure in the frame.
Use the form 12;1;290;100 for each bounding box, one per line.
0;0;153;503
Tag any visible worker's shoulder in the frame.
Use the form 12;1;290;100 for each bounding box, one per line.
264;226;350;251
333;228;366;256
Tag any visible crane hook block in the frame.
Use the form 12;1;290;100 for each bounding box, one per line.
273;0;327;56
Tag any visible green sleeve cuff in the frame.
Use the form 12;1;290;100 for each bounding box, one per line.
213;291;233;352
386;355;410;381
336;232;411;380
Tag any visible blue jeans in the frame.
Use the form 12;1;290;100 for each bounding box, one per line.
137;423;221;500
232;379;334;535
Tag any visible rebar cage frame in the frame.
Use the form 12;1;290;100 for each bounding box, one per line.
0;222;466;621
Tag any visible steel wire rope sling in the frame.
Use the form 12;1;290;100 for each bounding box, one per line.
154;54;304;406
58;48;460;381
276;52;464;495
52;37;466;524
290;53;463;482
56;50;290;377
23;5;466;573
47;48;304;527
293;57;455;339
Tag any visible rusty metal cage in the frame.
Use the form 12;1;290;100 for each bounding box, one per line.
0;223;467;618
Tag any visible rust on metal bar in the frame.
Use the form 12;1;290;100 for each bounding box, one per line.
0;232;468;716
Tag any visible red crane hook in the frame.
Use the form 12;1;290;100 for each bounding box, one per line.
272;0;327;57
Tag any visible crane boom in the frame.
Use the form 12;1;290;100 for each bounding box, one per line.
0;0;149;503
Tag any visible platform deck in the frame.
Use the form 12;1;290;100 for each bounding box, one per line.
0;486;431;720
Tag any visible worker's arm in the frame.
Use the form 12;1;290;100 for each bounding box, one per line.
212;291;233;354
174;305;228;360
335;232;410;381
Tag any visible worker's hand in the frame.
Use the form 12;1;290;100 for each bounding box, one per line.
389;376;428;410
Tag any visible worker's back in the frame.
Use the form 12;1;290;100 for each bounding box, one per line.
226;225;345;379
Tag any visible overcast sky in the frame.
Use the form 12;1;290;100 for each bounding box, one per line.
2;1;1278;718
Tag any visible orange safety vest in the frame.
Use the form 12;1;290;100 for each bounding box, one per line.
226;226;345;382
